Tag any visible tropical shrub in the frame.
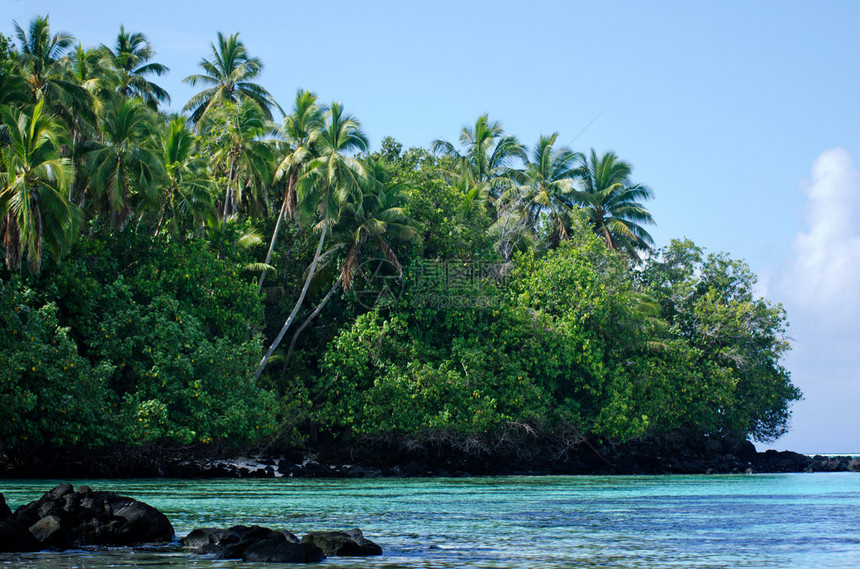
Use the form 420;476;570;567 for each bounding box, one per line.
0;277;114;449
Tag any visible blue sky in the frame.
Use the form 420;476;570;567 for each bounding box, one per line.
4;0;860;452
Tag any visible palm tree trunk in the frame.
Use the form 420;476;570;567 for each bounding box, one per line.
257;198;287;293
33;200;43;273
254;217;328;380
222;150;237;229
153;209;167;237
283;274;343;365
217;151;239;260
286;170;298;221
602;228;614;249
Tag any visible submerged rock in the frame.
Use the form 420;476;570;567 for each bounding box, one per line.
243;536;324;563
301;528;383;556
0;519;40;552
180;527;241;548
185;524;381;563
186;525;306;560
0;495;12;521
0;485;174;552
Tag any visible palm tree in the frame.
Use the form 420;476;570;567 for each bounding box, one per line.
0;100;79;272
282;157;418;364
432;114;525;199
13;15;95;129
255;102;368;380
258;89;324;291
66;44;110;203
198;99;275;226
183;32;280;123
152;116;214;237
68;44;110;103
275;90;325;222
571;149;655;260
100;26;170;109
85;94;164;230
507;133;582;247
338;156;418;288
487;194;533;262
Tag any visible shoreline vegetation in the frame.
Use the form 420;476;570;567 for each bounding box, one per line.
2;17;807;474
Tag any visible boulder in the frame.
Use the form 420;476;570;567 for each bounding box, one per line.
242;537;325;563
753;450;811;473
0;494;12;521
849;457;860;472
28;515;70;548
181;527;241;548
241;525;283;541
807;455;851;472
187;524;380;563
301;528;383;556
215;539;260;559
111;499;174;544
0;484;174;551
193;525;301;559
0;519;40;553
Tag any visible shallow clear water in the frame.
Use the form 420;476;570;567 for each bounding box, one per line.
2;474;860;568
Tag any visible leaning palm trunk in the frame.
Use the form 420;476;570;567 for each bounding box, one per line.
283;273;343;365
257;198;287;292
258;170;301;292
254;217;328;380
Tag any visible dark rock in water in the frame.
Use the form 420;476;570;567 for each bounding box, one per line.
0;484;174;552
242;525;282;542
301;528;383;556
181;527;241;548
850;457;860;472
188;524;378;563
47;484;74;501
111;498;174;544
215;539;256;559
242;537;325;563
196;542;223;554
0;519;40;552
806;455;853;472
0;494;12;521
228;524;250;536
209;528;281;559
28;515;71;548
182;528;215;548
753;450;812;473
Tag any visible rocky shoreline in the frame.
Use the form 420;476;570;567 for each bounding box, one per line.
0;484;382;563
167;450;860;479
2;439;858;479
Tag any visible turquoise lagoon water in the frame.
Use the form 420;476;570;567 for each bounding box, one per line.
2;474;860;568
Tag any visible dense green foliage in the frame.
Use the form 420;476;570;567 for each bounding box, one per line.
1;234;278;448
0;16;800;456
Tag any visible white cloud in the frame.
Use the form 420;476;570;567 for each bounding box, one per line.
781;148;860;318
766;148;860;453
